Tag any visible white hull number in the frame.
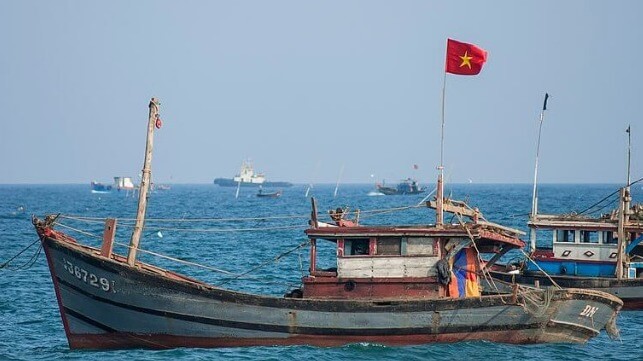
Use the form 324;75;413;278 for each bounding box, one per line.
579;305;598;318
62;259;115;292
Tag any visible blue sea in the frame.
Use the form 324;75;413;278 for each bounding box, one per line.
1;183;641;360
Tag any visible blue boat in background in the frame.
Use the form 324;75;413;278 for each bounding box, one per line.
90;181;112;193
491;96;643;309
376;178;425;195
491;188;643;309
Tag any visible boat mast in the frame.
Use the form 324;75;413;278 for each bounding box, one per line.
529;93;548;251
626;125;631;188
616;125;633;279
625;125;632;223
127;98;160;266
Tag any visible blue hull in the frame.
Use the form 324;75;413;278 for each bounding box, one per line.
90;182;113;193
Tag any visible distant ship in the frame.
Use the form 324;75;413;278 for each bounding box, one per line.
376;178;425;195
214;160;293;187
90;181;113;193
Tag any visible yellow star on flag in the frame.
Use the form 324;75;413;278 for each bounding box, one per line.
459;51;473;69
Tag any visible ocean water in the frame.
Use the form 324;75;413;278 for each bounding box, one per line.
1;183;641;360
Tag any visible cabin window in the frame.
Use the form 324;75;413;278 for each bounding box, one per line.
580;231;599;244
376;238;401;255
316;239;339;272
344;239;370;256
405;237;435;255
603;231;618;244
556;230;575;243
531;229;554;249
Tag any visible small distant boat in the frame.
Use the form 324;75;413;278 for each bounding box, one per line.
376;178;425;195
367;190;385;196
152;184;171;191
214;160;293;188
257;188;282;198
90;181;112;193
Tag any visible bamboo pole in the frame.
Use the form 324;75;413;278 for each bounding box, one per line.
127;98;160;266
615;188;626;279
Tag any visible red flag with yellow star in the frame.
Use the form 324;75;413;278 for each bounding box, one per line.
445;39;488;75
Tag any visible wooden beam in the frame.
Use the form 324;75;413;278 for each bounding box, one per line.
100;218;117;258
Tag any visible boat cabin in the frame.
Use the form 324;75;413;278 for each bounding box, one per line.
233;160;265;184
528;214;643;278
302;207;525;300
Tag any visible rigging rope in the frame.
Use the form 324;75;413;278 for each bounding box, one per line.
452;212;562;315
218;241;309;285
59;213;311;223
520;286;555;317
519;249;562;290
57;203;428;228
54;220;307;286
55;222;102;240
453;213;504;298
0;238;42;270
111;240;237;275
115;223;304;233
576;176;643;216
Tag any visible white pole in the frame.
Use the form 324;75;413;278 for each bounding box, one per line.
235;179;241;199
626;125;631;187
530;93;548;252
333;164;344;198
436;72;447;225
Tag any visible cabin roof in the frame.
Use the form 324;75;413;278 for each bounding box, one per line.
305;223;525;249
529;215;643;232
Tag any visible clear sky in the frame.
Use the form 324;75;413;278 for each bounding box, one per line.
0;1;640;184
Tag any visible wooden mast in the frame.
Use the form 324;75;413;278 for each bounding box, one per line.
616;127;633;278
127;98;160;266
616;188;626;279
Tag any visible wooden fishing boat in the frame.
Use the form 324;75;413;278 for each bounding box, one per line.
491;190;643;309
491;95;643;310
34;99;622;350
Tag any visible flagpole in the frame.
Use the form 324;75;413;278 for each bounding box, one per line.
436;71;447;226
440;71;447;170
438;38;487;226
